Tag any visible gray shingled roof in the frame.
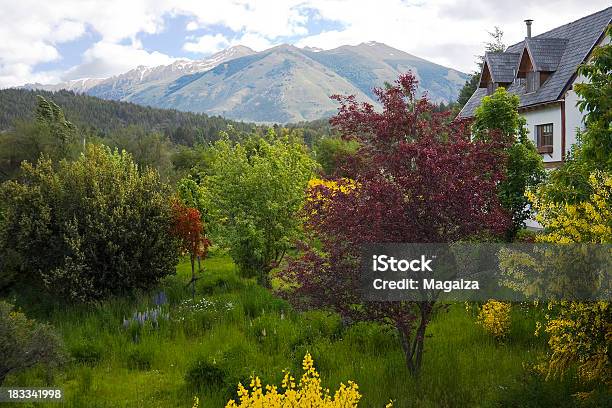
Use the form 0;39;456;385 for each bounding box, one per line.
525;38;569;71
485;52;520;83
458;6;611;118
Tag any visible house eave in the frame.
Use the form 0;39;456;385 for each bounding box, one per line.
518;99;564;112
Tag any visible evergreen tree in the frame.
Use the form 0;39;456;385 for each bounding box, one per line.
456;27;506;109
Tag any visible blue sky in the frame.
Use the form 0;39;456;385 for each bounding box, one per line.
0;0;609;88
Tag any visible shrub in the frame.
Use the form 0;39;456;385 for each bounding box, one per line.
497;364;612;408
225;353;370;407
185;357;227;390
69;341;103;365
528;171;611;390
477;300;512;340
200;275;244;295
543;301;610;383
0;301;65;384
0;144;179;301
126;347;154;370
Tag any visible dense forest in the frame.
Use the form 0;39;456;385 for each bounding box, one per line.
0;89;259;146
0;91;343;184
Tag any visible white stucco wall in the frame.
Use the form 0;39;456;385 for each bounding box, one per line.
564;88;584;150
521;104;563;163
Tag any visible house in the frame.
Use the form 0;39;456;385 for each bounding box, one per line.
458;7;612;168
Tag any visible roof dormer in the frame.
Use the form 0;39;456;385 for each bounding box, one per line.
478;52;520;94
516;35;568;92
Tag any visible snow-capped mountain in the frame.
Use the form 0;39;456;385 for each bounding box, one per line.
23;45;255;99
22;77;106;93
22;43;467;123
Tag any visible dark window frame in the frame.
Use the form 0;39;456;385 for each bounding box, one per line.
536;123;553;154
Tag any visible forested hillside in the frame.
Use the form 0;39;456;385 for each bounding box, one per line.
0;88;257;145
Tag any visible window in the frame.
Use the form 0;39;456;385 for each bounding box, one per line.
526;71;540;93
487;81;497;95
536;123;553;153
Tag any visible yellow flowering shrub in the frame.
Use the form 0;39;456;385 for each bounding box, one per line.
527;171;611;388
307;178;357;203
225;353;376;408
527;172;612;244
543;301;611;383
477;300;511;340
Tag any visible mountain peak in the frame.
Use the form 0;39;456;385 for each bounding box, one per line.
269;43;301;52
302;46;323;52
22;42;467;123
224;45;254;53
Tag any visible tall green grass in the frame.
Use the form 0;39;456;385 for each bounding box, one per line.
2;253;585;407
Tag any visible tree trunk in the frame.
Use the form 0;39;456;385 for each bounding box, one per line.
396;302;433;377
397;323;418;375
413;306;429;372
258;270;272;289
190;254;196;299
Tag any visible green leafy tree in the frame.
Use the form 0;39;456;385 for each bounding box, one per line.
204;130;317;286
35;95;76;151
106;125;176;181
172;144;215;179
0;301;65;385
472;87;545;239
314;136;360;177
573;27;612;171
0;96;81;181
0;144;179;301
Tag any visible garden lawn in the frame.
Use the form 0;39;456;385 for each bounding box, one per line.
4;253;556;407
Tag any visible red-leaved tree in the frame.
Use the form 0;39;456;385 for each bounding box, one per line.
279;73;511;375
171;200;211;298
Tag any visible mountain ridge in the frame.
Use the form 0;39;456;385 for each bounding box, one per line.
21;42;467;123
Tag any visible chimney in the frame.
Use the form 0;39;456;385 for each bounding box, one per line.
524;19;533;38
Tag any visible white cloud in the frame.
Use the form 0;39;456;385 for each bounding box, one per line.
171;0;310;39
183;34;230;54
52;21;87;43
0;63;62;89
0;0;610;87
296;0;611;72
185;21;199;31
230;32;274;52
65;41;175;79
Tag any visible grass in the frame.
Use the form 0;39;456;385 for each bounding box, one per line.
3;251;586;407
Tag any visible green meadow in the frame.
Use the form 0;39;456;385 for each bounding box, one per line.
4;252;596;408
